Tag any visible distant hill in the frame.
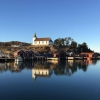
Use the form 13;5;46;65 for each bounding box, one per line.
0;41;31;46
0;41;94;56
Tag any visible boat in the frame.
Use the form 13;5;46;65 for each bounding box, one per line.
15;56;23;62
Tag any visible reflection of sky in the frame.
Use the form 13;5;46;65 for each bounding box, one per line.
0;60;98;77
0;61;100;100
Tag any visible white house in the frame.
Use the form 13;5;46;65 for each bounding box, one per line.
11;42;22;47
32;33;53;45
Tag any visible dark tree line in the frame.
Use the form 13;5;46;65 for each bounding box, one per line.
54;37;93;53
54;37;74;47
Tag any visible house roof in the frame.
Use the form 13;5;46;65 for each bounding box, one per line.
34;38;51;41
12;42;21;45
13;50;35;54
13;50;24;53
81;52;94;54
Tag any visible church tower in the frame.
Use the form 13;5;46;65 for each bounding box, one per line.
32;33;37;45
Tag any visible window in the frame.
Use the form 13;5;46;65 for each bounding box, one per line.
39;41;40;44
42;41;44;44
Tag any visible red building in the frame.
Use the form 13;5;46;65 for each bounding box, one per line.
13;50;34;58
80;52;99;58
53;51;66;58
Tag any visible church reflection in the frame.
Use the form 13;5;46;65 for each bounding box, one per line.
32;60;98;80
0;60;98;80
32;68;53;80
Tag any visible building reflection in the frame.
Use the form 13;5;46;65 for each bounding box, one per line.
0;61;34;73
31;60;98;80
0;60;98;80
0;62;21;72
32;61;53;80
32;68;53;80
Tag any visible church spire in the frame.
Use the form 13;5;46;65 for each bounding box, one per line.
33;32;37;38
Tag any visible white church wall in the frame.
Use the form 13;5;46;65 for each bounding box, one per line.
32;34;53;45
33;41;50;45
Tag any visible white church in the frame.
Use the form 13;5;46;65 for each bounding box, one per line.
32;33;53;45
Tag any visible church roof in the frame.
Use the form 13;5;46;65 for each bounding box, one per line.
34;38;51;41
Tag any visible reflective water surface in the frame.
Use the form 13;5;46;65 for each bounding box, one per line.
0;60;100;100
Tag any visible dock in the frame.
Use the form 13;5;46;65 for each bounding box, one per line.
0;58;15;62
0;56;100;62
47;57;59;60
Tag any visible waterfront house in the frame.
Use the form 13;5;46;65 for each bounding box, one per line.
32;33;53;45
53;51;66;58
25;50;34;58
13;50;25;58
80;52;99;58
13;50;34;59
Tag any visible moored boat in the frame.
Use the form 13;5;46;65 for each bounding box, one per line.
15;56;23;62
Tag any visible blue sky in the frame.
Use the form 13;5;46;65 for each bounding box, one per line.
0;0;100;52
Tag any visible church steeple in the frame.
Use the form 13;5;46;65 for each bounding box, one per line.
32;32;37;45
33;33;37;38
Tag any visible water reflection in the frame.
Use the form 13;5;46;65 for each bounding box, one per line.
0;60;98;79
0;62;34;73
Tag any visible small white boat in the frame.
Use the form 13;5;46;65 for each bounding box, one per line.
15;56;23;62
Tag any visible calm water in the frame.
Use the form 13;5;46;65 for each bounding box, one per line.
0;60;100;100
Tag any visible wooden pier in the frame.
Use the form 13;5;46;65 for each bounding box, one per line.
0;58;15;62
47;57;59;60
0;56;100;62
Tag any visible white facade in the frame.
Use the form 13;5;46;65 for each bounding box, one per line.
32;36;36;45
32;33;53;45
33;41;53;45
